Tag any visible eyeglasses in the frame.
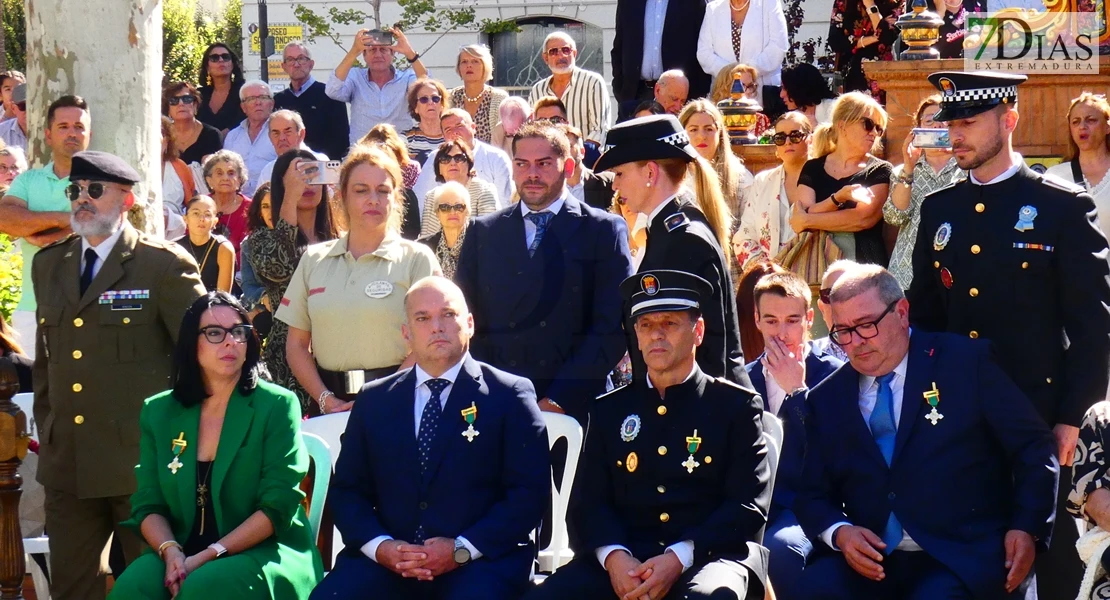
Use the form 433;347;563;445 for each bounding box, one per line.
772;131;808;146
208;53;233;63
167;95;197;106
538;116;568;125
366;46;393;54
437;154;469;164
0;164;21;173
243;95;273;104
828;301;898;346
437;203;468;213
861;117;885;136
818;287;832;304
418;95;443;105
546;46;574;57
198;324;253;344
65;182;118;201
283;56;311;65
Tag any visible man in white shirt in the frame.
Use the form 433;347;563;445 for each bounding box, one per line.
255;109;327;187
310;276;549;600
796;263;1057;599
221;80;278;196
0;83;28;151
411;108;513;209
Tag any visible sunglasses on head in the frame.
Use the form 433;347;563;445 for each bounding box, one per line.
208;53;233;63
861;117;885;136
167;95;197;106
198;323;253;344
437;154;468;164
418;95;443;105
437;203;468;213
65;182;115;201
772;131;807;146
546;46;574;57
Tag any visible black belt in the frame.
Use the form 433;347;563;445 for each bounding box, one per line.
316;363;402;400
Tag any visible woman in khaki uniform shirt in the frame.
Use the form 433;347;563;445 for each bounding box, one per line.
276;145;441;415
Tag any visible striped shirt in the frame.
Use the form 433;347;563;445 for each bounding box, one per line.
528;67;614;145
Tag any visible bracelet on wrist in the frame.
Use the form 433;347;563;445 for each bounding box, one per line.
317;390;335;414
409;53;421;62
829;194;844;208
157;540;182;560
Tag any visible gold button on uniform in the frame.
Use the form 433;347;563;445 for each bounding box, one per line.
933;261;940;268
72;350;82;360
657;405;667;416
39;317;45;324
73;318;84;327
704;456;713;464
658;446;667;456
617;460;623;467
122;317;131;324
72;383;83;392
657;486;666;494
969;288;979;297
971;245;981;254
659;513;670;523
1022;262;1029;269
1046;377;1053;384
975;203;985;213
74;415;84;425
969;331;979;339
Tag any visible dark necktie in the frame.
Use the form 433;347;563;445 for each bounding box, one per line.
79;248;98;295
414;377;450;542
869;372;903;552
526;211;553;257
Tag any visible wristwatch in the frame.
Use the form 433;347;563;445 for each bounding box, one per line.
868;4;880;13
453;538;472;565
208;542;228;558
829;194;844;208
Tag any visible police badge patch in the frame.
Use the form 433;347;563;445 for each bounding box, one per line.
933;222;952;251
620;414;641;442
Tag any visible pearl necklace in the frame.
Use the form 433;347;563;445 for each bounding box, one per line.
463;87;486;103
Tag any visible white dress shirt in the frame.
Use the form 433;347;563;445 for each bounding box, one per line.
641;0;669;81
761;344;809;415
222;118;278;197
646;193;683;229
256;144;328;188
80;224;126;281
287;75;318;98
969;155;1023;185
597;364;698;572
521;193;567;249
820;348;922;552
361;355;482;562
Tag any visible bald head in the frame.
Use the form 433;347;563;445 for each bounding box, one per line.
402;276;475;373
405;276;470;318
655;71;689;115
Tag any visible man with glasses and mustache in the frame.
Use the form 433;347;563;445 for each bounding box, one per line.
0;82;28;151
327;25;428;144
273;41;350;161
222;79;278;197
412;108;513;208
907;71;1110;600
798;263;1057;599
29;151;204;600
527;31;614;149
0;95;92;361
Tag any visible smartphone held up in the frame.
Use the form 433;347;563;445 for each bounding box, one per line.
301;161;341;186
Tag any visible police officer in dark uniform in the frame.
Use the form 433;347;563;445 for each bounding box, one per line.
595;115;754;390
907;71;1110;600
524;269;770;600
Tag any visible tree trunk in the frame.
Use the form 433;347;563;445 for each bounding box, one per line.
0;12;7;71
25;0;164;235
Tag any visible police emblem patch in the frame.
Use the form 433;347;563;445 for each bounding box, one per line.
664;213;689;232
620;414;641;442
641;274;659;296
939;77;956;97
933;222;952;251
1015;205;1038;232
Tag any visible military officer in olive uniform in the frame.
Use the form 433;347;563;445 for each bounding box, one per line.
907;71;1110;600
524;270;770;600
32;151;205;600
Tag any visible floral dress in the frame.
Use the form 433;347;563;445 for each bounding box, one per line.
828;0;903;100
1068;401;1110;599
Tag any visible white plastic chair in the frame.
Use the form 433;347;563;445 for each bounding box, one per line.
537;412;584;574
300;432;333;544
759;411;784;545
300;412;351;566
13;392;35;441
14;392;49;599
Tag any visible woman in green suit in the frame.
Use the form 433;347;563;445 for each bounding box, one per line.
109;291;323;599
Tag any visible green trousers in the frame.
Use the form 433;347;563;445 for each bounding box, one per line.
108;552;272;600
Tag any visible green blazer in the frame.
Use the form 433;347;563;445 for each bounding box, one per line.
124;380;323;598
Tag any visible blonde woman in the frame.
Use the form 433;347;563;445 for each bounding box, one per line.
1046;93;1110;235
679;99;754;218
449;44;509;143
790;91;892;265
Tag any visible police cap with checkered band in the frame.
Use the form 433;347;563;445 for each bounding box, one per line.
594;114;701;173
928;71;1028;122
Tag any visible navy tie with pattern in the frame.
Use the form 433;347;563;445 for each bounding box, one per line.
414;377;450;543
526;211;553;257
869;372;903;553
80;248;98;295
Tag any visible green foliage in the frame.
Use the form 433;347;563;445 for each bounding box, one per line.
0;234;22;323
2;0;26;72
218;0;244;57
163;0;244;86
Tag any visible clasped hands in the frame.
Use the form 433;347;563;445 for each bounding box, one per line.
605;549;684;600
377;537;460;581
162;545;215;597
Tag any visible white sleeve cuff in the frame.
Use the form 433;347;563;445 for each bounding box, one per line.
665;540;695;572
821;522;851;551
456;536;482;560
362;535;393;563
596;544;631;568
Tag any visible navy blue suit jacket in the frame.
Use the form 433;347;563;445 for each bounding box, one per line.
795;331;1058;599
455;195;633;421
329;355;550;575
745;341;843;513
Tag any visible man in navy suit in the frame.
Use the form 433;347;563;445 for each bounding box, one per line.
796;264;1058;599
310;277;550;600
455;120;632;423
743;271;842;600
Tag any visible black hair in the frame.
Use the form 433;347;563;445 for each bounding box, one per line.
198;43;245;88
247;182;272;232
269;149;339;247
633;100;666;116
47;95;89;127
171;291;261;407
780;64;836;110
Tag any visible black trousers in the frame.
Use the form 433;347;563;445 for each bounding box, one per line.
1037;465;1082;600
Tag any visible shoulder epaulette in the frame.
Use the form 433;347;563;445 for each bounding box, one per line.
664;212;690;232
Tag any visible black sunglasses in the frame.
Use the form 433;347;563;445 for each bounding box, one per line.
437;203;468;213
208;53;233;63
65;182;115;201
829;301;898;346
198;324;253;344
167;95;197;106
418;95;443;105
437;154;469;164
772;131;808;146
861;117;885;136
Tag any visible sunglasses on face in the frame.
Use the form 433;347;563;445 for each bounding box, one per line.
167;95;197;106
437;203;468;213
437;154;469;164
198;323;253;344
861;117;885;136
65;182;116;201
208;53;232;63
546;46;574;57
418;95;443;105
772;131;808;146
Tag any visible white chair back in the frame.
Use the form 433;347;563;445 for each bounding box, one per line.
300;412;351;470
759;411;784;545
538;412;584;573
13;392;35;442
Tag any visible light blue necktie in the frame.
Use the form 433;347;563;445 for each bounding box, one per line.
869;372;903;553
526;211;553;257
